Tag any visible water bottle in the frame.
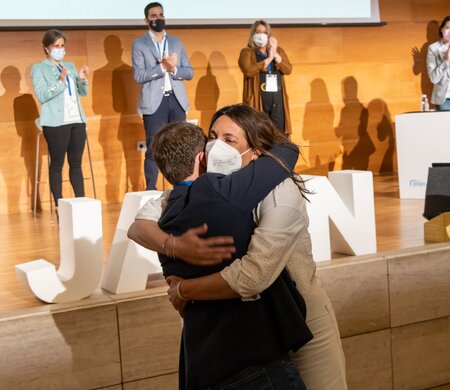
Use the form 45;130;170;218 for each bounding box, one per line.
421;94;430;111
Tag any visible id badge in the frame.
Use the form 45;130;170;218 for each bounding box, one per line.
67;96;79;118
265;74;278;92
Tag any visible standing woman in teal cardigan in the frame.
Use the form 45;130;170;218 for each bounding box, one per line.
32;29;89;209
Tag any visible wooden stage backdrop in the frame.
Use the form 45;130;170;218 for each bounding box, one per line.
0;0;448;215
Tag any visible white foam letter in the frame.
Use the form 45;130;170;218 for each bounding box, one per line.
102;191;163;294
305;170;377;261
16;198;103;303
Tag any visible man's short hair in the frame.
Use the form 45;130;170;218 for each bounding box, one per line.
151;122;206;185
144;2;163;18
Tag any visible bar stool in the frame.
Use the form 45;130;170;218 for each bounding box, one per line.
33;119;52;217
85;128;97;199
33;120;97;217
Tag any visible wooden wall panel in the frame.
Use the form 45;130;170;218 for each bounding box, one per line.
379;0;413;22
410;0;450;22
0;1;448;215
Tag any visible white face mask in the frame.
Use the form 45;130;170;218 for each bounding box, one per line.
444;28;450;42
253;33;268;47
205;139;251;175
50;48;65;62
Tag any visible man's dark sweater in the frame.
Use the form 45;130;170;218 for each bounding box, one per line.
158;144;313;389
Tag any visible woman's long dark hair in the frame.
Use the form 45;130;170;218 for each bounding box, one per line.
209;104;310;199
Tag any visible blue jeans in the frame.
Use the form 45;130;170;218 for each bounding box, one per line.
436;98;450;111
203;358;306;390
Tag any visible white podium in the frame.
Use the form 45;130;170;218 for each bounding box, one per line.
395;111;450;199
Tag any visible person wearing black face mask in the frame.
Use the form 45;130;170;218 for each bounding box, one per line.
149;17;165;33
132;2;194;190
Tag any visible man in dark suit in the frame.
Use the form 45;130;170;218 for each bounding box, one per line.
132;2;193;190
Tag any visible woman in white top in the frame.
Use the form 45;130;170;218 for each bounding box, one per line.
32;29;89;208
133;105;347;390
427;15;450;110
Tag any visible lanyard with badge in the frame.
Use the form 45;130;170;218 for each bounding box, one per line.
156;37;167;62
57;65;79;118
156;36;174;94
257;51;278;93
56;64;72;96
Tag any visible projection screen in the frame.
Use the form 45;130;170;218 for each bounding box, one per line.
1;0;381;28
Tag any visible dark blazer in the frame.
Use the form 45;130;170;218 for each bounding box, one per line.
158;144;313;389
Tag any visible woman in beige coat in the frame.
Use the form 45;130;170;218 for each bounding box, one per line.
238;20;293;134
131;105;348;390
